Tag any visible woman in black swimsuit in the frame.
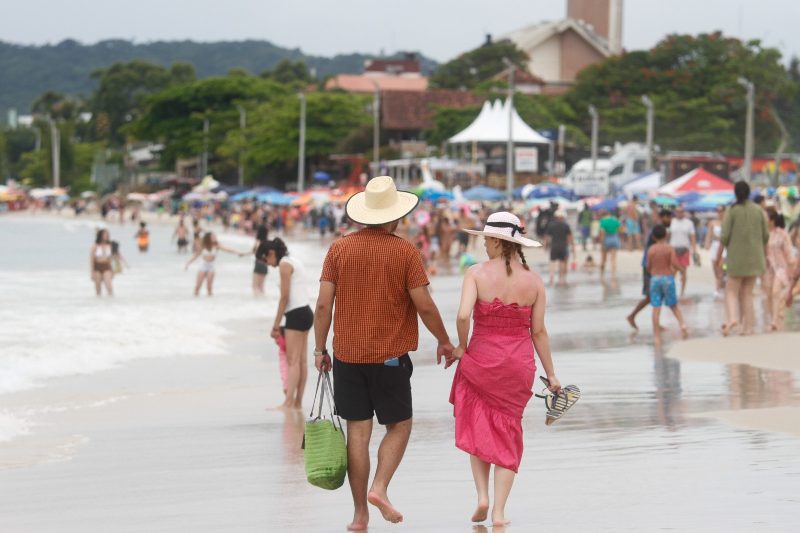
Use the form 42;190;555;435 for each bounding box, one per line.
252;224;269;297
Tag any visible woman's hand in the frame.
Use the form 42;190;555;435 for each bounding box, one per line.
270;326;281;340
546;375;562;394
444;345;465;369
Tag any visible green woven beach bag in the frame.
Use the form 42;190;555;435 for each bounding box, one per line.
303;371;347;490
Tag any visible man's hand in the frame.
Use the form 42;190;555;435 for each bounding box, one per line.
436;340;455;366
444;345;465;369
315;354;332;372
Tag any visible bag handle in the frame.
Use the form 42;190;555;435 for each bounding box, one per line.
321;371;344;432
308;371;325;419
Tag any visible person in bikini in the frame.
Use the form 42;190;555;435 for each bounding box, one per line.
90;229;115;296
185;232;246;296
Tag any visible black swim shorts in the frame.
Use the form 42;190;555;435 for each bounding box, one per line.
332;354;413;425
550;247;568;262
284;305;313;331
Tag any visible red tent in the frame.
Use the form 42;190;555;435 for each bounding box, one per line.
657;168;733;194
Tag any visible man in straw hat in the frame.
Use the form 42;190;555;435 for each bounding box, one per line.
313;175;454;530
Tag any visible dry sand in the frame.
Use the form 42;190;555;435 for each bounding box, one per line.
669;333;800;438
668;333;800;373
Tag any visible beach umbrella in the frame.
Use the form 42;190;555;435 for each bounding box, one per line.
463;186;505;201
421;189;454;202
313;171;332;182
590;197;619;211
653;196;679;207
684;192;735;212
256;191;294;205
526;184;574;199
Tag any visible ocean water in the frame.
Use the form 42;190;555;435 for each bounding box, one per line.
0;215;302;441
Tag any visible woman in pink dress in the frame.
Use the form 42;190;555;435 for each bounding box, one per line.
448;211;562;527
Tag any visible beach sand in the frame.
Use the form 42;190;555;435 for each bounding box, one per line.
668;333;800;373
1;213;798;531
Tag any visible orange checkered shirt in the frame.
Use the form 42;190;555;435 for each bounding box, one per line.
320;228;429;364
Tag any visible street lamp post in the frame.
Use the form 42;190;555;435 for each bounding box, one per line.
371;81;380;176
297;92;307;193
236;105;246;187
588;105;598;179
641;95;654;171
201;116;209;178
48;116;60;188
737;77;755;182
502;58;515;202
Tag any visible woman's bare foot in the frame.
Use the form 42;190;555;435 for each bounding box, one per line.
721;322;737;337
367;490;403;523
471;500;489;522
346;509;369;531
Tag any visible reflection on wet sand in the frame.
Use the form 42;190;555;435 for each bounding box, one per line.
727;365;795;410
281;410;305;465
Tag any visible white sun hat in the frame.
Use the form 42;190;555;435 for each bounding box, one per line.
463;211;541;247
345;175;420;225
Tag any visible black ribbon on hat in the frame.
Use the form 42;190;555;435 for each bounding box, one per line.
486;221;526;236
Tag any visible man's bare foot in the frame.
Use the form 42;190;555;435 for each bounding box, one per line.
367;490;403;523
626;314;638;330
346;510;369;531
471;500;489;522
680;325;689;339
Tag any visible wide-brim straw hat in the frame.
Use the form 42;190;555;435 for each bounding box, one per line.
463;211;541;247
346;175;420;225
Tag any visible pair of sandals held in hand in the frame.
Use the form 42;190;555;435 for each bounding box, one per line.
535;376;581;426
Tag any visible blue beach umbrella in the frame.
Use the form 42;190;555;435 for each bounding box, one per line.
313;171;331;182
653;196;679;207
590;197;619;211
463;186;505;201
256;191;294;205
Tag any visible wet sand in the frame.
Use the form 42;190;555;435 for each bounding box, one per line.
669;333;800;373
1;214;799;531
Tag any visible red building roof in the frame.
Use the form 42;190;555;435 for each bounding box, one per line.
365;58;421;74
324;74;428;93
381;90;485;131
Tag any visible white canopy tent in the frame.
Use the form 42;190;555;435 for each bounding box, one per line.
621;171;662;197
448;99;553;144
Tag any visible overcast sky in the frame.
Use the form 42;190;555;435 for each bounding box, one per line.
2;0;800;62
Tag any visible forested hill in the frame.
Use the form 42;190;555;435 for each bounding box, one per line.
0;39;438;116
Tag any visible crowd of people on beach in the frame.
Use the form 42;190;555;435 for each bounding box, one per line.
74;173;800;529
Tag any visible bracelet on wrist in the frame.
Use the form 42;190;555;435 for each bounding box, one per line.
314;348;329;356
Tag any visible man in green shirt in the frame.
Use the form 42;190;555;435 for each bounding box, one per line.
598;210;621;275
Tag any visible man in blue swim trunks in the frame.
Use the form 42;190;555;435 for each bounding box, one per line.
647;224;688;339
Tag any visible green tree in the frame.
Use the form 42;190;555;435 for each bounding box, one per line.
90;60;174;144
566;33;796;152
261;59;313;85
169;62;197;84
130;76;289;178
219;91;370;184
429;40;528;90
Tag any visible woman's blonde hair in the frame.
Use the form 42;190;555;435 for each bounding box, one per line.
499;239;529;276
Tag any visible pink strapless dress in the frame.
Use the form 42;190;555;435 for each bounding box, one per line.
449;298;536;472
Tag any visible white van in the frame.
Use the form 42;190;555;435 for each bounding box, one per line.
562;158;611;196
607;143;650;192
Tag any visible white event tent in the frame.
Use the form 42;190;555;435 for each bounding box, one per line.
448;99;553;145
621;171;662;197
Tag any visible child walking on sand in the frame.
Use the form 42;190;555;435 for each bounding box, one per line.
647;224;689;339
